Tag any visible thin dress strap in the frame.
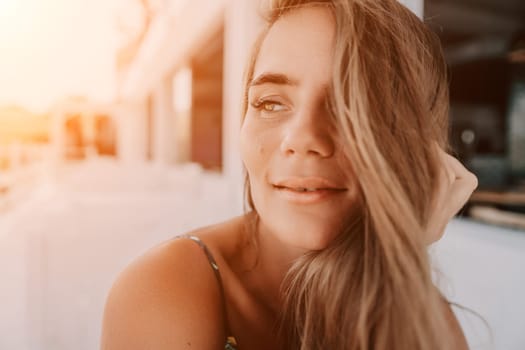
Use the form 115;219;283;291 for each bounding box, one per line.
175;234;238;350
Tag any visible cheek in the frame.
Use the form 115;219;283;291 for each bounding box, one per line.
239;120;270;177
239;122;257;174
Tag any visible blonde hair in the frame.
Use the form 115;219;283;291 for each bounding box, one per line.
242;0;455;348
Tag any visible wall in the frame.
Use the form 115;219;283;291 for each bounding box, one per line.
433;219;525;350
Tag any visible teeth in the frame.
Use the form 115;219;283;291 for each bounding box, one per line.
294;187;317;192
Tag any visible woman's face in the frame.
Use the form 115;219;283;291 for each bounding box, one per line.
240;6;358;251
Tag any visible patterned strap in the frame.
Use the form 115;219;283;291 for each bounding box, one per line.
175;234;238;349
225;336;239;349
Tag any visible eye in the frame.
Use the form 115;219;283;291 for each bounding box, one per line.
251;99;288;114
262;101;286;112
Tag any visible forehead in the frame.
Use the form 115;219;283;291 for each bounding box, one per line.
253;6;336;86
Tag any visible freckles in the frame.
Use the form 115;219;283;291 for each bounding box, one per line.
255;135;266;155
252;144;265;170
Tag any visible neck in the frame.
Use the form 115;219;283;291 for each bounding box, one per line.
242;213;306;314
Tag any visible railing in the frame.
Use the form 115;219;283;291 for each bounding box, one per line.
0;143;53;212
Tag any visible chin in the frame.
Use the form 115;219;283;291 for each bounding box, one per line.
270;216;343;252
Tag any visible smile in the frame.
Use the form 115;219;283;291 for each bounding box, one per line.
274;185;341;192
273;186;346;204
272;177;347;204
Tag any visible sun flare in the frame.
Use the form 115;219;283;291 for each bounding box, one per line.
0;0;31;39
0;0;20;19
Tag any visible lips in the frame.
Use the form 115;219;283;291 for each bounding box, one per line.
275;186;330;192
273;177;346;191
272;177;347;204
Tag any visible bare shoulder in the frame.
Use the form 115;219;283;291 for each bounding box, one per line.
100;230;232;350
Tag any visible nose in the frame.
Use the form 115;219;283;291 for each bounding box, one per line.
279;106;335;158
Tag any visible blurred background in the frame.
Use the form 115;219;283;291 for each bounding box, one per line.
0;0;523;349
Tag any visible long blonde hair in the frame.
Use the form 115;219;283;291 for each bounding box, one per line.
242;0;455;348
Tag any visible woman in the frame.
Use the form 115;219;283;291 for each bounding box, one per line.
101;0;478;349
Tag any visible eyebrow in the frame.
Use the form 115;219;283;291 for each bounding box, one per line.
249;72;299;87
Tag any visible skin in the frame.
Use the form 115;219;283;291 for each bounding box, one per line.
101;6;474;350
425;142;478;244
241;5;359;254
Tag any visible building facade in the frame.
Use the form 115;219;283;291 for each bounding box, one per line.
115;0;423;212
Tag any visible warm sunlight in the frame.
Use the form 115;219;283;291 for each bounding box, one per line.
0;0;17;13
0;1;524;350
0;0;118;112
0;0;39;36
